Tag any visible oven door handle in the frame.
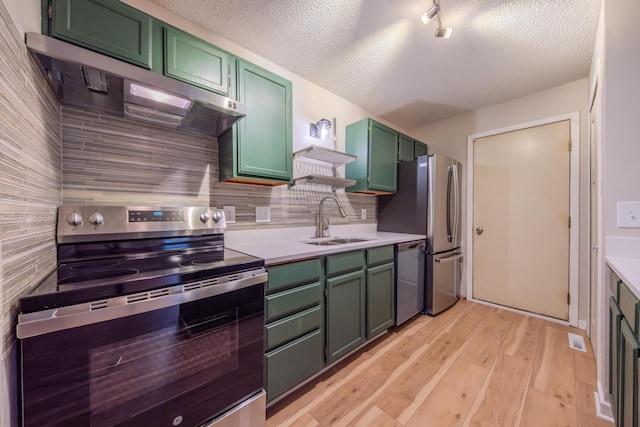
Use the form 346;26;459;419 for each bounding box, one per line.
17;270;268;339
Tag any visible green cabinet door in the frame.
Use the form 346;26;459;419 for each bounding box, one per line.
620;321;639;427
163;26;230;95
345;118;398;194
219;60;292;184
398;134;415;162
414;141;428;158
50;0;153;69
367;262;395;338
610;297;623;424
326;269;366;363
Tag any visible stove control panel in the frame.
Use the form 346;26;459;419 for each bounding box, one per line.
57;206;227;243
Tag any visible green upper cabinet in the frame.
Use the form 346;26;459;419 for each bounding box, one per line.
219;59;293;185
49;0;154;69
163;26;231;96
398;133;428;161
398;134;415;162
414;141;428;158
345;118;398;194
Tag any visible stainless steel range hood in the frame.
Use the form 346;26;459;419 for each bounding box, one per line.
26;32;245;136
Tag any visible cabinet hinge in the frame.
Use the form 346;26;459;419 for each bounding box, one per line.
48;5;52;19
568;139;572;151
568;216;571;228
227;65;231;89
567;292;571;305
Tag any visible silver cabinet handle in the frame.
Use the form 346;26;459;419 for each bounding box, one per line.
476;227;484;235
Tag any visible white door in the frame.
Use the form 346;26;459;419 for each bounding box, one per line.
472;120;571;320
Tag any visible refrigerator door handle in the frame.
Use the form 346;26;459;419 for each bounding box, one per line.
452;163;460;245
434;252;463;263
446;166;453;242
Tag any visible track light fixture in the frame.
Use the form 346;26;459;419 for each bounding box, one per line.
421;2;440;24
421;0;452;39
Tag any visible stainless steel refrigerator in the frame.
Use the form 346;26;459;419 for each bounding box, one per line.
378;153;461;315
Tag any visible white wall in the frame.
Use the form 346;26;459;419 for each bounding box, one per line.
602;0;640;239
2;0;39;36
408;79;591;324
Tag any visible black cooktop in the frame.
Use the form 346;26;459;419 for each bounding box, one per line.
19;247;264;314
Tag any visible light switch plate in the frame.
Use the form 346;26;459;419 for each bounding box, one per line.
223;206;236;223
361;208;366;220
617;201;640;228
255;206;271;223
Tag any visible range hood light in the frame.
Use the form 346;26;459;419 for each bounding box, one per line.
129;82;192;110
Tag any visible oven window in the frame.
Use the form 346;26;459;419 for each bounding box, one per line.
21;284;264;427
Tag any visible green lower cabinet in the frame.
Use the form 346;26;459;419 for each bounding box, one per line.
49;0;154;69
219;60;292;185
264;259;323;402
609;271;640;427
610;297;623;423
620;321;639;427
367;262;395;338
326;268;366;363
265;329;323;401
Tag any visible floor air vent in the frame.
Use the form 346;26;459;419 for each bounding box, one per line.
568;332;587;352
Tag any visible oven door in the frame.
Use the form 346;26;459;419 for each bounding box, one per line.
19;271;266;427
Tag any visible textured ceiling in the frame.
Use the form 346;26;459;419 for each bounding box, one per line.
148;0;600;130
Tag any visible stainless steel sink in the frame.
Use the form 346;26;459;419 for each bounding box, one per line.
303;240;342;246
301;237;372;246
330;238;370;244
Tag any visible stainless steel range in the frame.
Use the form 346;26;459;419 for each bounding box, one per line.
17;206;267;427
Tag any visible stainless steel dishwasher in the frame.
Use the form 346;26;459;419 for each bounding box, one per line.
395;240;426;325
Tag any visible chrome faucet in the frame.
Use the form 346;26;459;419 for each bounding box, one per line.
316;195;347;238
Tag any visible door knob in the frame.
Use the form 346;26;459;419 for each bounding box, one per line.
476;227;484;235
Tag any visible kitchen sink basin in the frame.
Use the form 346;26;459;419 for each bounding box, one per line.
301;237;372;246
330;238;371;244
304;240;342;246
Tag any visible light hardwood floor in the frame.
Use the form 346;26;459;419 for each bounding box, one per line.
266;299;613;427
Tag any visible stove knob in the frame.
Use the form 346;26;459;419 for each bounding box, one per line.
89;212;104;226
66;212;83;226
212;211;223;222
199;212;211;223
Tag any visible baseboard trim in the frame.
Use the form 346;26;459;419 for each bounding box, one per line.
594;381;614;423
578;319;588;330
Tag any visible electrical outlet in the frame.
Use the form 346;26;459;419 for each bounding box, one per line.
223;206;236;223
361;208;367;220
617;201;640;228
255;206;271;223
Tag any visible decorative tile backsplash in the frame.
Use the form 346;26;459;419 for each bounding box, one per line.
61;106;377;229
0;2;62;355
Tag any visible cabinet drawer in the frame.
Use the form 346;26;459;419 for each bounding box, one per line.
265;281;322;321
367;245;394;266
265;305;322;351
619;282;640;337
266;329;323;401
267;259;321;292
326;251;364;277
611;269;621;302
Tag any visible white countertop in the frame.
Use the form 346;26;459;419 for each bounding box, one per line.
225;224;426;265
605;237;640;299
